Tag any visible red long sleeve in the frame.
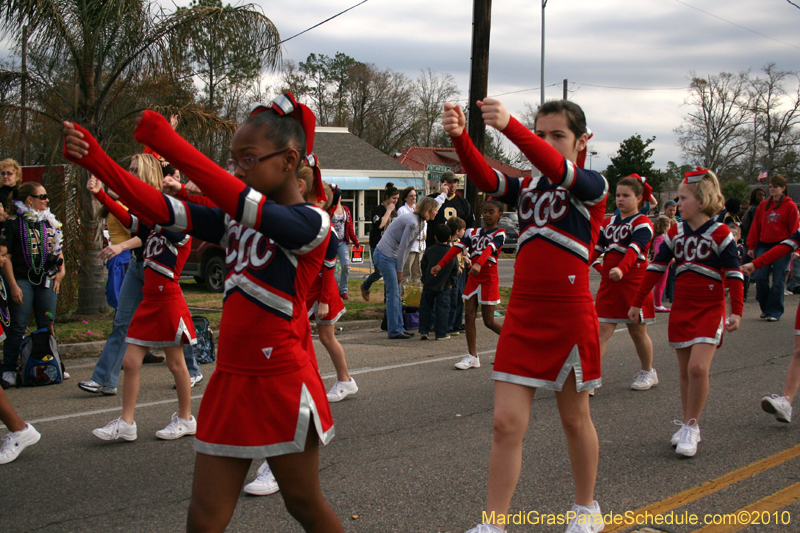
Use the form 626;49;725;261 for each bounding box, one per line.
473;244;494;267
616;248;640;276
437;245;462;269
320;267;336;305
63;124;175;227
450;132;500;193
501;117;568;184
134;111;249;222
632;269;665;308
728;278;744;316
94;189;132;228
751;243;794;270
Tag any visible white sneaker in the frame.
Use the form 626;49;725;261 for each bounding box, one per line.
173;373;204;390
243;460;280;496
92;418;137;441
62;371;70;380
0;423;41;464
631;369;658;391
565;501;604;533
762;394;792;423
670;420;685;447
78;380;102;393
455;355;480;370
464;524;505;533
155;413;197;440
327;378;358;403
676;420;701;457
2;371;15;388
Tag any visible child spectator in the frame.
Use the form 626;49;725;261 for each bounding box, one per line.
446;217;468;335
419;224;459;340
651;215;674;312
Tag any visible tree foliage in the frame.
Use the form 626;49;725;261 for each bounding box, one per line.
0;0;280;313
602;134;661;207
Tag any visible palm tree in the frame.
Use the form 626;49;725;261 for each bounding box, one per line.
0;1;281;314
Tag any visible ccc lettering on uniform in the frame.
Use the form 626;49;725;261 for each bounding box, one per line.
603;223;632;244
519;189;569;227
144;234;166;259
673;235;713;262
226;224;276;273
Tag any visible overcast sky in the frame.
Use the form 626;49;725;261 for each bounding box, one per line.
228;0;800;173
5;0;800;173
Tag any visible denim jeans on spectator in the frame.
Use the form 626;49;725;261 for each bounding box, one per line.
448;269;467;330
786;254;800;293
419;287;451;339
754;243;792;319
336;241;350;295
362;246;382;292
90;261;199;388
373;248;404;337
2;277;58;373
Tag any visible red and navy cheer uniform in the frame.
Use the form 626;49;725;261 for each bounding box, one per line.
307;231;346;325
591;213;655;323
93;189;195;347
437;227;505;305
451;117;608;392
64;112;333;459
750;230;800;334
633;220;744;348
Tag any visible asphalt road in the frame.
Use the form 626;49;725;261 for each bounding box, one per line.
3;276;800;532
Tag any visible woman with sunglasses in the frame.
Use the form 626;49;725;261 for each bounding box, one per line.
1;182;65;388
0;158;23;223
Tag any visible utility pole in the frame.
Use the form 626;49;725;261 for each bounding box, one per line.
563;79;568;100
19;25;28;165
540;0;547;106
466;0;492;225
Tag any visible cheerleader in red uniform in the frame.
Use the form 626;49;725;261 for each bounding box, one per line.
63;92;343;532
629;168;742;457
591;175;657;391
443;98;607;533
86;175;197;442
432;199;505;369
743;231;800;424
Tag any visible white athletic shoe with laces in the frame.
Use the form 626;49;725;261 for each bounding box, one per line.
327;378;358;402
455;355;481;370
762;394;792;423
564;501;604;533
676;420;701;457
155;413;197;440
464;524;505;533
670;420;685;446
631;369;658;391
92;418;137;441
243;460;280;496
0;423;41;464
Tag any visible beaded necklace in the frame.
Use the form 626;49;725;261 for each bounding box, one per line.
19;216;48;275
0;280;9;326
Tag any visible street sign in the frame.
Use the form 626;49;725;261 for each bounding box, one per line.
426;164;451;182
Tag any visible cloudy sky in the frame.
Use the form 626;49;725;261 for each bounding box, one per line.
5;0;800;172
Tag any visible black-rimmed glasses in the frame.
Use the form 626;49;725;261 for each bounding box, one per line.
32;194;48;200
226;147;293;173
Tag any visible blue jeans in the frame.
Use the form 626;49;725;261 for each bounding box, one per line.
2;276;58;373
754;243;792;319
336;241;350;294
105;250;130;309
362;246;383;292
449;269;467;330
90;261;199;388
419;287;451;338
373;249;404;337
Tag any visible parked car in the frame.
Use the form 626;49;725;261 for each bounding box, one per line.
182;238;226;293
497;215;519;253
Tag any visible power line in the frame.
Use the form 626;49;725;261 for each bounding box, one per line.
278;0;370;45
573;83;689;91
671;0;800;51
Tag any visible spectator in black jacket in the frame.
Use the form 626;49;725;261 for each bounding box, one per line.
426;171;473;247
419;224;459;340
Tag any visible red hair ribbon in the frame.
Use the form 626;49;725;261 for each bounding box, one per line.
305;154;327;204
684;167;709;184
249;92;317;157
576;127;594;169
624;173;653;202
